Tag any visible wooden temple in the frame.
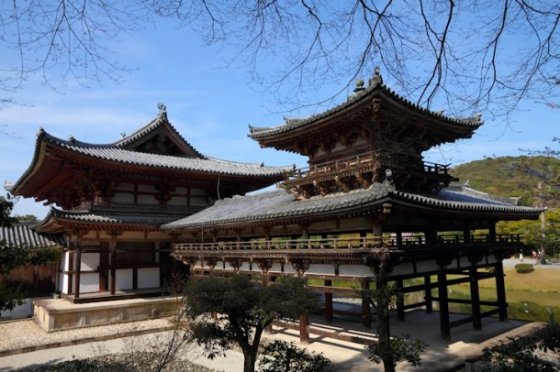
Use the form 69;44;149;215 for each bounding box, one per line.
165;70;543;341
8;104;292;305
9;71;542;338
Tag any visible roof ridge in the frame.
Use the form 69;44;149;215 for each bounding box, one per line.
112;105;206;159
249;70;483;139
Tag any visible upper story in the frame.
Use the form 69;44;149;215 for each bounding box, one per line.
249;69;482;197
9;105;293;218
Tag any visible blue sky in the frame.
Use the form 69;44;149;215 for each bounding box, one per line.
1;20;558;219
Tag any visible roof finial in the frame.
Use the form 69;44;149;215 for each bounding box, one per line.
353;79;366;94
370;66;383;86
157;103;167;120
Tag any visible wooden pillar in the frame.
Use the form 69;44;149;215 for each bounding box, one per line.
437;269;450;341
73;247;81;299
361;278;371;328
324;279;333;323
396;278;405;321
463;227;471;243
299;312;310;343
372;219;382;247
425;228;437;246
469;265;482;330
396;230;403;249
67;251;74;295
109;233;117;295
495;260;508;321
489;223;497;242
424;274;433;313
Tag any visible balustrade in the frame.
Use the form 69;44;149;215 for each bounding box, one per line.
173;233;522;253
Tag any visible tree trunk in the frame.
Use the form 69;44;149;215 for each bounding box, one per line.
242;349;257;372
376;265;395;372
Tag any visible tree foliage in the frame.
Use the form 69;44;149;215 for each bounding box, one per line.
451;156;560;207
183;275;317;372
368;334;425;369
258;340;330;372
482;319;560;371
1;1;559;114
497;208;560;258
0;195;60;312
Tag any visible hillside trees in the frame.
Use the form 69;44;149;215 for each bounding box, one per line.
1;1;559;115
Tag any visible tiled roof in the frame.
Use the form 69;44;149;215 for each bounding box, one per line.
163;183;542;230
43;208;183;227
112;110;206;158
249;75;482;139
37;130;292;177
0;223;64;248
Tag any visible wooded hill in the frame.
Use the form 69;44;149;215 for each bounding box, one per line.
449;156;560;207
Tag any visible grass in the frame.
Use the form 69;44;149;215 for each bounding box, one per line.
478;267;560;293
447;267;560;322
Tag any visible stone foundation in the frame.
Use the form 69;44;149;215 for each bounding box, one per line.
33;296;181;332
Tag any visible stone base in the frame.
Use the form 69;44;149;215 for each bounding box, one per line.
33;296;181;332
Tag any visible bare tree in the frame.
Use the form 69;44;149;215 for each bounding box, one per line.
1;1;559;116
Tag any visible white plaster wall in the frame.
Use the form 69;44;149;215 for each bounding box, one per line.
116;183;135;191
338;264;371;277
116;269;133;290
60;274;69;293
176;187;187;194
240;262;253;271
190;188;207;196
79;273;99;293
62;251;70;271
416;260;439;273
80;253;100;271
269;263;283;273
138;194;158;205
387;262;415;277
113;192;134;203
138;184;157;192
138;268;160;289
190;196;208;207
306;264;335;276
168;196;187;206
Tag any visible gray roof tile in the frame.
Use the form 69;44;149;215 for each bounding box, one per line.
0;223;64;248
46;208;182;227
41;131;292;177
163;183;542;230
249;78;482;139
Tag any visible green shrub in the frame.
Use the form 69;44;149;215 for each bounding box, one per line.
258;341;330;372
515;263;535;274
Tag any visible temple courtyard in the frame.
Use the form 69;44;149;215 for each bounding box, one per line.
0;308;542;371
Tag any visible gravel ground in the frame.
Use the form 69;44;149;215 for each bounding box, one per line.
14;352;215;372
0;318;172;353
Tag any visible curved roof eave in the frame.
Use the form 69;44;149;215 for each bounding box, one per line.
248;77;483;140
162;185;543;231
13;129;293;190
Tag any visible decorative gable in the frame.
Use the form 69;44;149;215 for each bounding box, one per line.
114;104;205;158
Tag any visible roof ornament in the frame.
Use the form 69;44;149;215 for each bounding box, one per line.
370;66;383;86
157;103;168;120
353;79;366;94
382;168;395;191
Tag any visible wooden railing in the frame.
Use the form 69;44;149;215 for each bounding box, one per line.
173;234;522;253
286;151;451;181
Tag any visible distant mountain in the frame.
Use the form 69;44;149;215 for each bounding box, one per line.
449;156;560;207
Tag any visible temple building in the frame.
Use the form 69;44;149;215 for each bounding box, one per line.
8;71;542;339
165;70;543;341
8;105;292;308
